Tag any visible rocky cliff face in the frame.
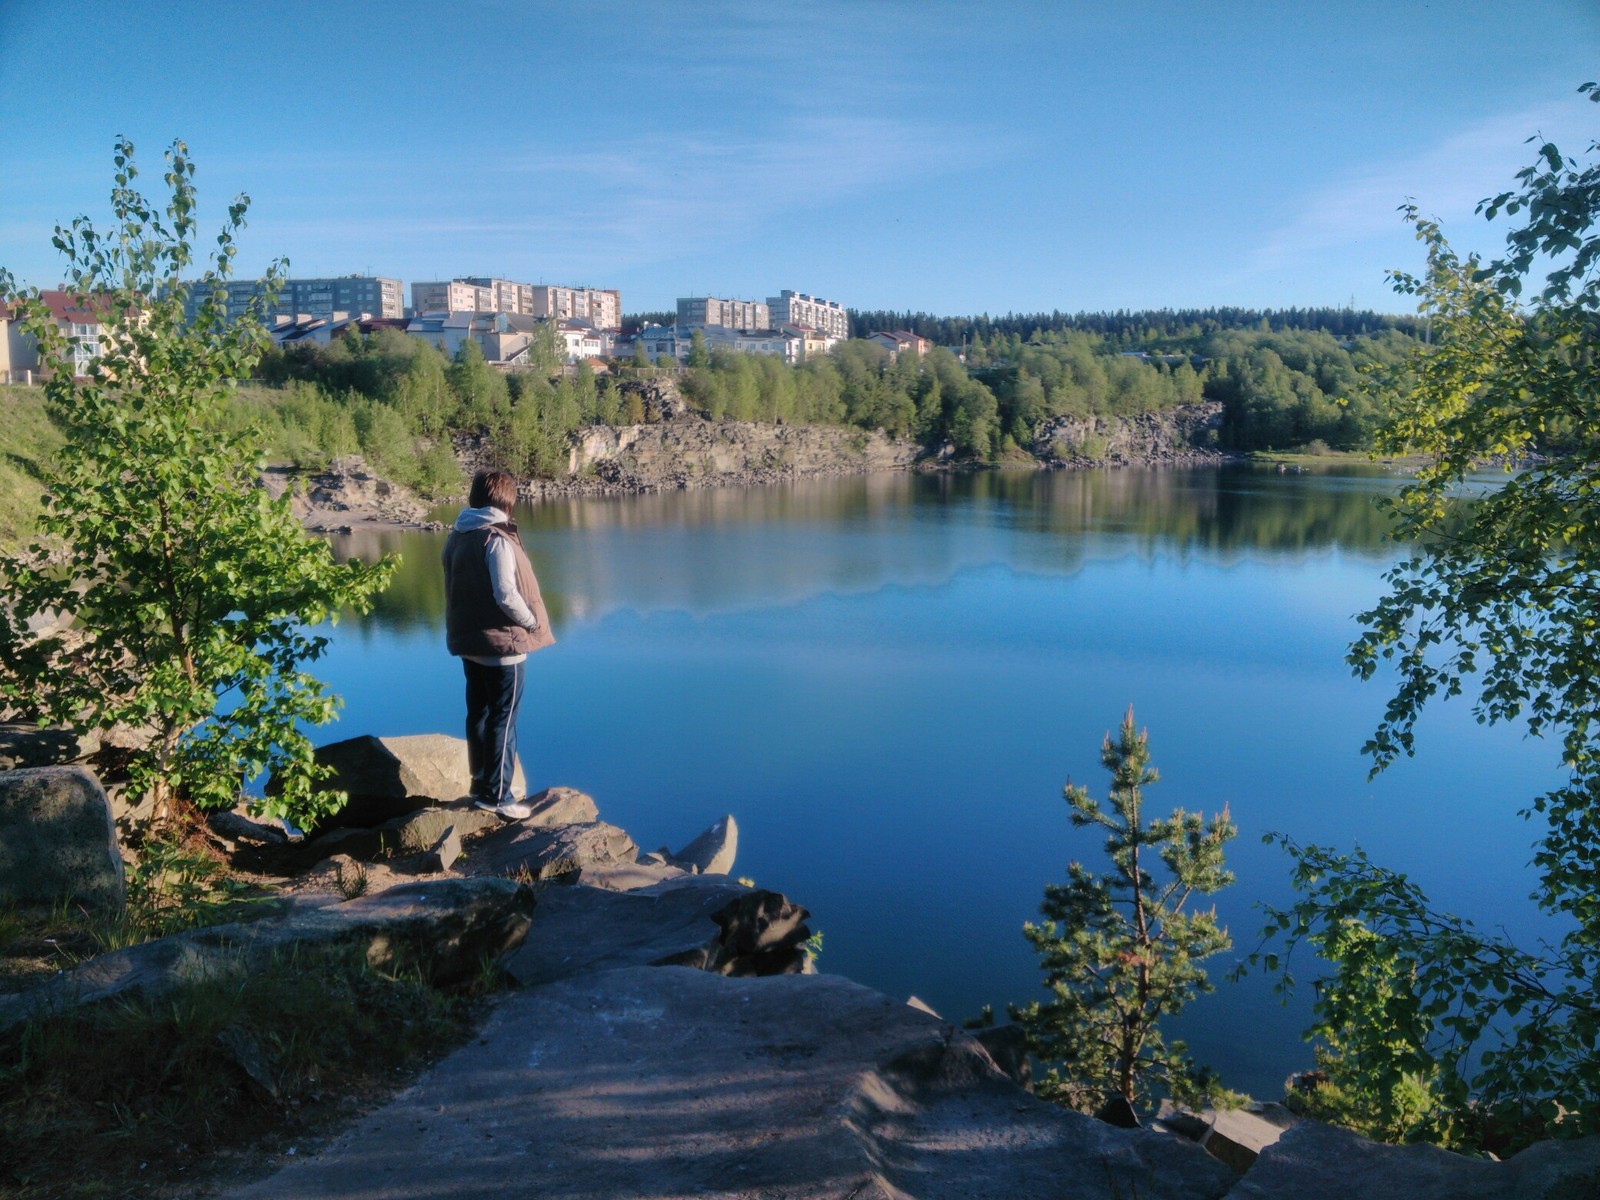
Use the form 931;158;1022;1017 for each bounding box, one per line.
550;418;921;496
1033;401;1228;466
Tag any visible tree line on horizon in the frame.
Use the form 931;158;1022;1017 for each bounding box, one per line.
845;304;1426;346
232;305;1426;483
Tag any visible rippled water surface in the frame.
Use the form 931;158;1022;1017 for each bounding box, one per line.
317;465;1558;1099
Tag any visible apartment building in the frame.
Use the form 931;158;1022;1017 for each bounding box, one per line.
530;285;621;331
676;295;771;330
766;290;849;340
465;277;535;316
190;275;405;323
411;280;492;315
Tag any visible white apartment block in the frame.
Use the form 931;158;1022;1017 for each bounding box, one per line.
676;295;771;330
465;277;535;316
411;280;492;315
766;290;849;340
530;285;621;331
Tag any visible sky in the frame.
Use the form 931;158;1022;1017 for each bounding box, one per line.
0;1;1596;318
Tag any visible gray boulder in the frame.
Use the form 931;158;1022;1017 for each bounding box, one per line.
0;765;124;911
668;813;738;875
0;876;534;1034
521;785;599;827
1200;1102;1299;1172
1232;1118;1600;1199
275;734;527;829
464;820;638;882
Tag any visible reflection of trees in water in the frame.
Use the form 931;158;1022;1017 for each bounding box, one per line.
992;466;1399;560
338;467;1409;633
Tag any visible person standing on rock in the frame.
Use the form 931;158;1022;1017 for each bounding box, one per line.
442;469;555;819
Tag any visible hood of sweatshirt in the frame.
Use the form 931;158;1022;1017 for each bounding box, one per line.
453;505;508;532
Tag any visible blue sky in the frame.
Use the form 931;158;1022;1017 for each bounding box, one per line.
1;1;1595;317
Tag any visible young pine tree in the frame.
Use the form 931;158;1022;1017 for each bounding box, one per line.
1014;707;1238;1114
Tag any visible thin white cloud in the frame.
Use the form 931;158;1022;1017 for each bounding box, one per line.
511;114;999;242
1247;100;1596;272
251;114;1014;281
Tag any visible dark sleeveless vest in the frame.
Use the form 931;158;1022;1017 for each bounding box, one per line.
441;522;555;658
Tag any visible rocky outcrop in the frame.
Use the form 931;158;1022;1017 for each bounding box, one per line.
258;456;438;533
269;733;527;831
1231;1118;1600;1200
0;877;534;1033
0;765;124;911
1034;401;1228;466
666;812;739;875
462;818;640;882
552;417;921;497
502;877;791;987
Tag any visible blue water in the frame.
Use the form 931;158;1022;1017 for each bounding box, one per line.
315;466;1561;1100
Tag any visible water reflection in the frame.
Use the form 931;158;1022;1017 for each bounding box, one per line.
333;465;1411;636
312;463;1548;1100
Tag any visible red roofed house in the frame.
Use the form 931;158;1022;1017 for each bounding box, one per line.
0;290;112;382
866;330;931;360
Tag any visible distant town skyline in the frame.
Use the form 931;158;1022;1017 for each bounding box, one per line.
0;1;1595;317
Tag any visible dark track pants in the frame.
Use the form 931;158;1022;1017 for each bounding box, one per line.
462;658;525;805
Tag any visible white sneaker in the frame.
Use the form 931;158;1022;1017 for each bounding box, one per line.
475;797;533;820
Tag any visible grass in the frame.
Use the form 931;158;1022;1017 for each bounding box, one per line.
0;828;503;1197
0;829;275;995
0;942;492;1199
0;385;62;551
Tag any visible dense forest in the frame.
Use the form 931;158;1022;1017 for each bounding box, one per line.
847;305;1425;346
224;308;1428;492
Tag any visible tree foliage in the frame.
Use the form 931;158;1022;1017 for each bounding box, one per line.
0;138;392;828
1013;709;1237;1113
1252;85;1600;1150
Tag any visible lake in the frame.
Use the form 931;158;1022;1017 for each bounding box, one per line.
316;465;1560;1101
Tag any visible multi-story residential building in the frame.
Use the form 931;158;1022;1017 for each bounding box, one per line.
190;275;404;323
766;290;848;340
676;295;771;331
411;280;492;315
464;277;535;316
530;285;621;331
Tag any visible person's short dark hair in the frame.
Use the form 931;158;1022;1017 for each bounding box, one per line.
469;470;519;513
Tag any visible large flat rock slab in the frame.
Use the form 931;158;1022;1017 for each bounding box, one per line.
226;966;1233;1200
501;878;751;986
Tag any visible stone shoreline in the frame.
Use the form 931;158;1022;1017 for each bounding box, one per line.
6;731;1598;1199
272;401;1238;535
